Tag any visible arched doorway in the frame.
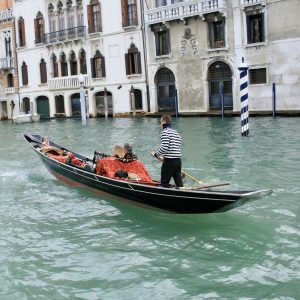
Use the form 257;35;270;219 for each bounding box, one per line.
71;93;81;117
22;97;30;114
95;91;113;117
55;95;65;116
208;61;233;110
154;67;176;112
36;96;50;118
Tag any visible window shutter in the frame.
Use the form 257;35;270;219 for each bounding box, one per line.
98;3;102;32
40;61;47;84
121;0;127;27
101;55;106;77
261;13;265;42
137;51;141;74
134;0;138;25
87;5;93;33
124;53;130;75
34;18;38;44
90;58;95;78
246;15;251;44
22;64;28;85
21;21;26;46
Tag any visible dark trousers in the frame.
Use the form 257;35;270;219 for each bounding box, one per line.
161;158;183;188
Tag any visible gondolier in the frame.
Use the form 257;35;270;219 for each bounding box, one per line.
151;115;183;188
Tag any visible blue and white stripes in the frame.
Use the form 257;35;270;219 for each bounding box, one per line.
238;58;249;136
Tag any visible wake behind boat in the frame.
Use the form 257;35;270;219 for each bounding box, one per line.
24;133;272;214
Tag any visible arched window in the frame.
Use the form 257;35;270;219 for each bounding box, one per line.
51;54;59;77
60;52;68;76
40;58;47;83
79;49;87;74
34;12;44;44
76;0;84;28
18;17;26;47
69;51;77;75
87;0;102;33
21;62;28;85
91;50;106;78
125;43;141;75
48;4;56;43
7;74;14;87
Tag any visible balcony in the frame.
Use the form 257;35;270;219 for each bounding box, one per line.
48;74;91;91
145;0;227;25
43;26;86;45
241;0;265;5
0;57;13;70
5;87;15;94
0;8;13;22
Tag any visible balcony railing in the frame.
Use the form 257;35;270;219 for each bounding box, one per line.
0;8;13;22
145;0;226;25
5;87;15;94
0;57;13;70
241;0;265;6
43;26;86;45
48;74;91;91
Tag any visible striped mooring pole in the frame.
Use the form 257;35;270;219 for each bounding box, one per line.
238;57;249;136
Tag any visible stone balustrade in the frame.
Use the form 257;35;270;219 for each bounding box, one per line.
145;0;226;25
240;0;265;6
0;57;13;70
5;87;15;94
48;74;91;91
0;8;13;22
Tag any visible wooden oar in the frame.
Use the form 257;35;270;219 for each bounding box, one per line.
151;153;208;184
194;182;230;190
181;170;205;185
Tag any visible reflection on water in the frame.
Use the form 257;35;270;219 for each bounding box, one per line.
0;117;299;299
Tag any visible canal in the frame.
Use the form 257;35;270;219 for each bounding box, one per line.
0;117;299;299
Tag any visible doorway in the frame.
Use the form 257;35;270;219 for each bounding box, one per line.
36;96;50;118
155;67;176;112
208;62;233;110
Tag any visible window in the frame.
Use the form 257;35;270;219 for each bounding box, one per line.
246;12;265;44
125;43;142;75
90;50;106;78
51;54;59;77
5;35;12;57
18;17;26;47
121;0;138;27
70;51;78;75
155;29;170;56
60;53;68;76
87;0;102;33
57;2;66;41
155;0;167;7
40;58;47;83
208;19;225;48
249;68;267;84
21;62;28;85
7;74;14;87
79;49;87;74
34;12;44;44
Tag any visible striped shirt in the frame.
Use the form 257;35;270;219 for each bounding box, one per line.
155;127;182;159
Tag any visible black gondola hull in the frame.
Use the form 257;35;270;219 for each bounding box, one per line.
24;133;272;214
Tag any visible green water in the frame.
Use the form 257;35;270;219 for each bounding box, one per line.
0;117;299;299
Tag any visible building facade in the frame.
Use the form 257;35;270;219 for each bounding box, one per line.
143;0;300;114
1;0;299;120
0;0;18;120
13;0;147;119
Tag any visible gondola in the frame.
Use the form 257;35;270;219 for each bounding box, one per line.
24;133;272;214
